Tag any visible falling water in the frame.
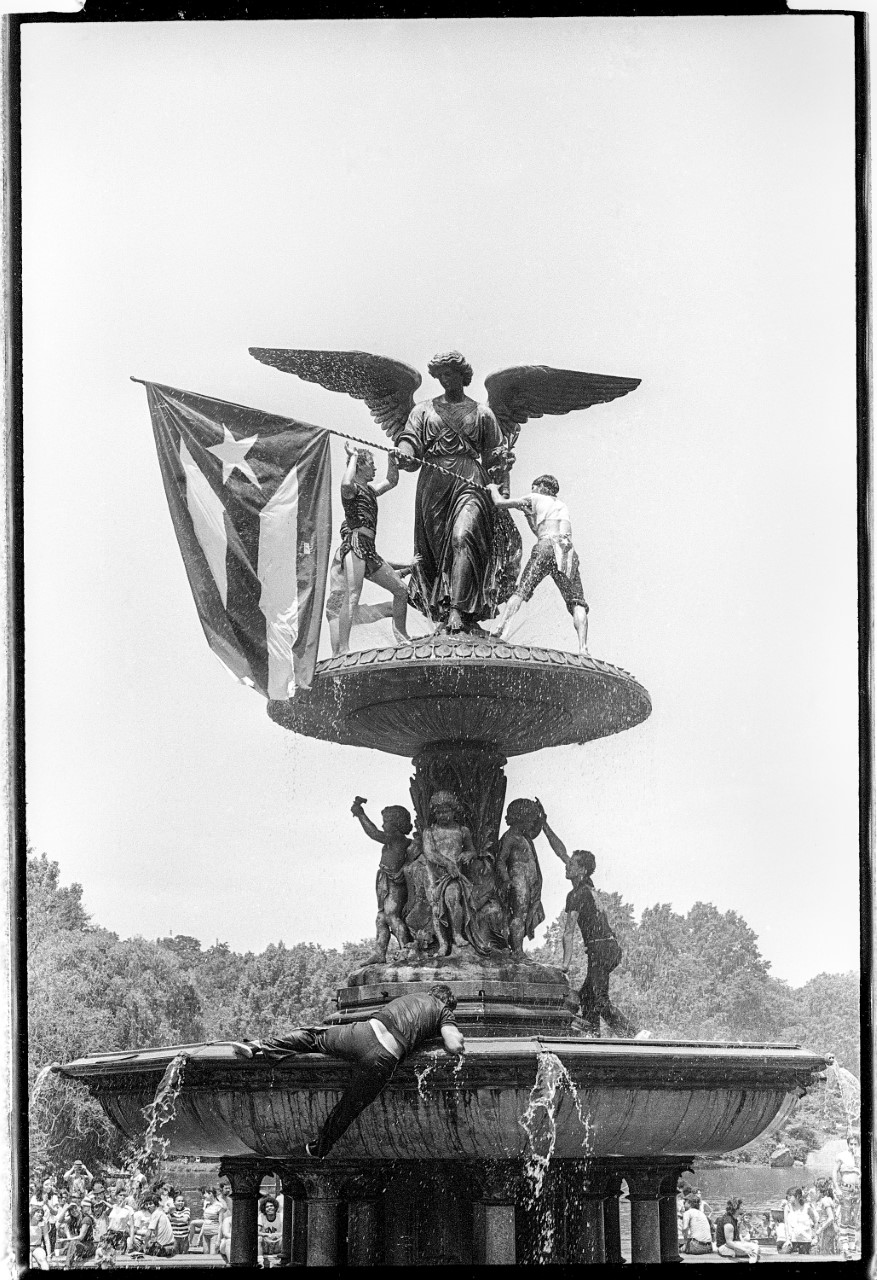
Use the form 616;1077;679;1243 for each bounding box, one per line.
29;1062;62;1113
125;1051;189;1183
415;1060;437;1101
826;1057;860;1135
516;1051;592;1263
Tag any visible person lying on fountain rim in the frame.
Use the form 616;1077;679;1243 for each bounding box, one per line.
540;810;640;1038
232;984;465;1158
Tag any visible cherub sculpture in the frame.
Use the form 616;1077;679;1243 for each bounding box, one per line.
495;797;547;958
411;790;507;956
489;473;589;653
351;796;414;964
249;346;639;633
325;442;413;656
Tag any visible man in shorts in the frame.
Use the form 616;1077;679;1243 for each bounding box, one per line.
489;474;589;653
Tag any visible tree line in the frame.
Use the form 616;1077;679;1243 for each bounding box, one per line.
26;850;859;1170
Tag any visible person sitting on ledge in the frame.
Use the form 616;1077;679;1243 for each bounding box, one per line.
234;984;464;1158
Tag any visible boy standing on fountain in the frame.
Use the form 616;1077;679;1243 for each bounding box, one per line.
488;475;590;653
236;985;464;1157
541;811;638;1037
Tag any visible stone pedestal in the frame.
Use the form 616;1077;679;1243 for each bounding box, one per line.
219;1162;261;1268
278;1168;306;1268
475;1164;518;1265
626;1168;664;1265
601;1172;625;1265
300;1172;341;1267
659;1169;685;1264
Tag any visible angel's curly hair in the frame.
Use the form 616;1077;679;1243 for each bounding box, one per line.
428;351;473;386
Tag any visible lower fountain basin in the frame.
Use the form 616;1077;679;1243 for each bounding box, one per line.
61;1038;824;1164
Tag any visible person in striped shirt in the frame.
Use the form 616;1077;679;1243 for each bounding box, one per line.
168;1195;191;1255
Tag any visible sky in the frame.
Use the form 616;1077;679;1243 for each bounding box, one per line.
21;15;859;987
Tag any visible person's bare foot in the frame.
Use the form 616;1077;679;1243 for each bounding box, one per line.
447;608;463;632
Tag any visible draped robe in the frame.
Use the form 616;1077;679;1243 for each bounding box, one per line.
398;396;506;622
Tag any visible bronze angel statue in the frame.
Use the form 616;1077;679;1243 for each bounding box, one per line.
249;347;639;634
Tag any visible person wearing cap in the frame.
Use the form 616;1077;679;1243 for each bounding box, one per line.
237;984;464;1157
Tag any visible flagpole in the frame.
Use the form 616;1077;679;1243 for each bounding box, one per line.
130;377;494;493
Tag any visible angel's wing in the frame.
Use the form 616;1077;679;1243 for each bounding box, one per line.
484;365;641;444
249;348;422;442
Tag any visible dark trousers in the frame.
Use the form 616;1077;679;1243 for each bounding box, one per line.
261;1022;399;1157
580;940;638;1037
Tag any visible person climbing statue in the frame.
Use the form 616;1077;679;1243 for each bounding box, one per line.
488;474;590;653
541;812;638;1037
324;441;415;656
233;984;464;1158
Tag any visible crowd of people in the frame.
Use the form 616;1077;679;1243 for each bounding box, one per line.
28;1159;285;1269
677;1166;860;1261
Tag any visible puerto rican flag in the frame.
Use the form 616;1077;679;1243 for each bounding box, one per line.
137;379;332;698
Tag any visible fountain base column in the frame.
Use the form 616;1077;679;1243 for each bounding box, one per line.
219;1160;262;1267
600;1171;625;1264
475;1163;517;1264
301;1171;341;1266
277;1168;306;1267
341;1167;384;1266
411;739;507;851
660;1168;687;1263
626;1165;667;1265
564;1165;607;1265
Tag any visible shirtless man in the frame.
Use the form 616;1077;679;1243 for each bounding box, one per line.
351;797;414;964
489;474;589;653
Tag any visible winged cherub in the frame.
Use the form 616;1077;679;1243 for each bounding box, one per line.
249;346;639;635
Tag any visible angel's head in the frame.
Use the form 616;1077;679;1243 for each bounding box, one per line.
428;351;473;391
532;474;560;496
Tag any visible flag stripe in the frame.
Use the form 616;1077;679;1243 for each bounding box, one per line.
258;466;300;699
142;379;332;697
180;438;229;607
147;386;260;689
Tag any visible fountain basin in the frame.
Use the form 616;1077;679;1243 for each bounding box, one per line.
267;637;651;756
61;1038;824;1164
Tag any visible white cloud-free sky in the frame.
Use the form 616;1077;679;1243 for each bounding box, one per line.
22;16;858;986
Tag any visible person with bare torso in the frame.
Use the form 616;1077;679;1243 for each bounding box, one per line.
489;474;589;653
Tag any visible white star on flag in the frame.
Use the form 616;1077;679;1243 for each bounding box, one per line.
207;426;262;488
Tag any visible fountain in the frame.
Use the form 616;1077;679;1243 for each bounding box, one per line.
59;350;827;1265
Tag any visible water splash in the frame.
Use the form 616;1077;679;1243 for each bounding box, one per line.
29;1062;61;1113
125;1051;188;1183
825;1057;860;1136
415;1060;437;1101
518;1052;591;1203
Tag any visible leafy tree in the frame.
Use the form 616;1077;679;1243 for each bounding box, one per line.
26;849;90;945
